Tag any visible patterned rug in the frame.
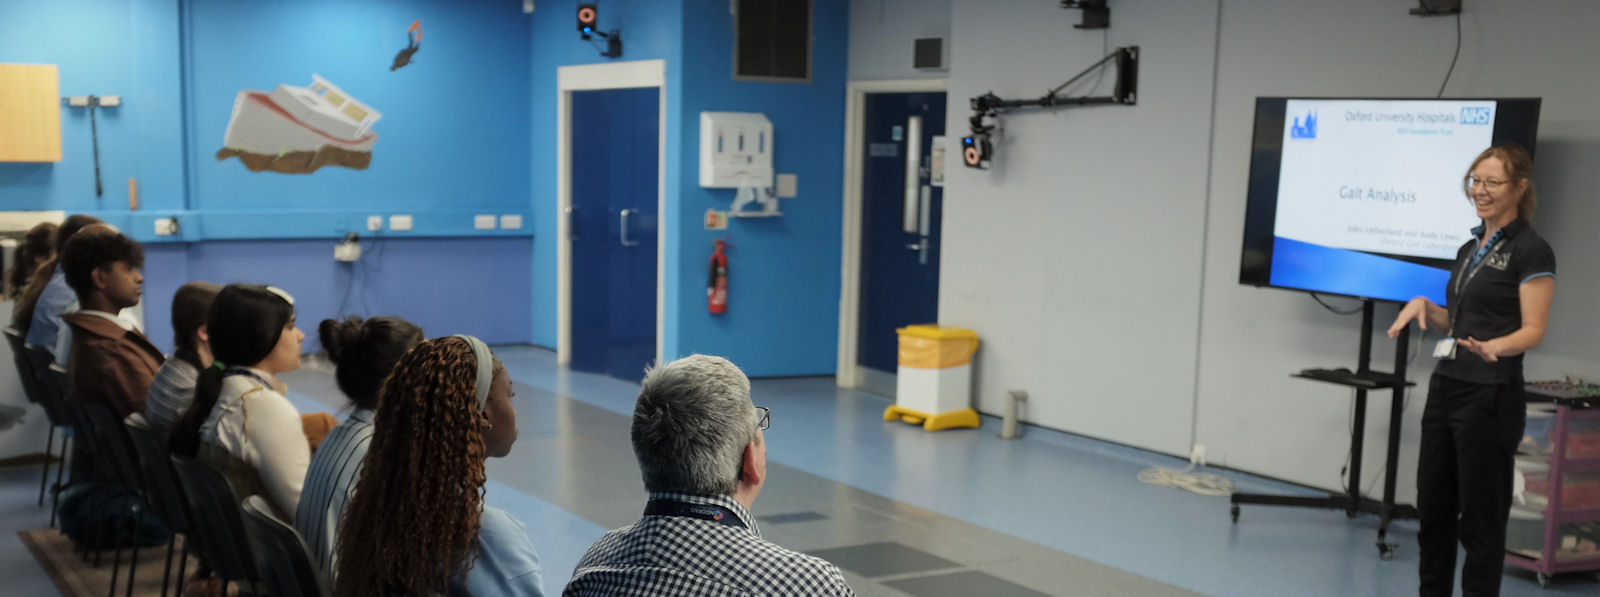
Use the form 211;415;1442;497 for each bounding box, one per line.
18;528;197;597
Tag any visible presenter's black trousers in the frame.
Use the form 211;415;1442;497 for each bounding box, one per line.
1416;373;1525;597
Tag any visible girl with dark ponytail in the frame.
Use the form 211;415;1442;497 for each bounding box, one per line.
295;315;423;576
167;283;309;518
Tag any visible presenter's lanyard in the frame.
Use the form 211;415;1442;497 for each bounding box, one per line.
1447;236;1506;337
223;368;274;390
643;499;748;530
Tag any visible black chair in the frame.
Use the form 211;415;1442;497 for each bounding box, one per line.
64;400;112;567
82;401;153;597
170;455;258;593
4;327;46;405
241;495;329;597
3;327;62;507
126;419;192;597
34;352;78;524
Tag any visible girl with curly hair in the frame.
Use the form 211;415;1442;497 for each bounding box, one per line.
334;335;543;596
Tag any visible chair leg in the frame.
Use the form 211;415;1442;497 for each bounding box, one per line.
174;538;188;597
92;518;104;565
107;529;122;597
124;507;142;597
51;435;69;528
159;533;175;597
38;427;55;506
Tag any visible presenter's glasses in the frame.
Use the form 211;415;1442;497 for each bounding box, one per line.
1465;176;1510;191
755;406;771;431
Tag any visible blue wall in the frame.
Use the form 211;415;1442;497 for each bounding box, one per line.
0;0;185;212
4;0;540;353
142;237;533;353
6;0;851;378
526;0;683;349
185;0;531;217
668;0;848;376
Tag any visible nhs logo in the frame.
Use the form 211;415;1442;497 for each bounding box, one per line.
1289;110;1317;139
1461;107;1492;125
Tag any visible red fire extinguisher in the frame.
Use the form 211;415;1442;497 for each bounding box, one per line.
708;238;729;314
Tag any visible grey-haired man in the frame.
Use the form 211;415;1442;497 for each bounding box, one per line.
565;354;853;596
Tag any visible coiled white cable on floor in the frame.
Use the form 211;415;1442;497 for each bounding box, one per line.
1138;465;1239;496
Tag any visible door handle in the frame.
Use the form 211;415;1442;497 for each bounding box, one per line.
565;206;577;241
906;239;930;265
619;208;638;246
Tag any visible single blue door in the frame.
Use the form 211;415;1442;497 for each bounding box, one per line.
570;87;659;381
859;92;946;378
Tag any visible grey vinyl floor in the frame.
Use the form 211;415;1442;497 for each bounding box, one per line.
1;344;1594;596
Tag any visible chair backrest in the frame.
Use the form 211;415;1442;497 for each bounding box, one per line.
169;455;257;584
3;327;46;405
124;420;191;535
31;351;73;427
81;401;145;492
241;495;329;597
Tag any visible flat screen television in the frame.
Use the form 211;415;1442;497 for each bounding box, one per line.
1240;97;1541;305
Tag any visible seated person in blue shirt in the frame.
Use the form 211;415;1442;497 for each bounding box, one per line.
335;335;543;597
14;214;103;352
296;315;422;579
142;281;222;437
565;354;854;597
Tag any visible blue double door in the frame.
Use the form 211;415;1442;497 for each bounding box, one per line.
570;87;659;381
858;92;946;379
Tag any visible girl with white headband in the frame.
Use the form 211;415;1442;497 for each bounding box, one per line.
335;335;543;596
169;283;321;519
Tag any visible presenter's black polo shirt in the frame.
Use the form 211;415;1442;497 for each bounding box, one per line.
1437;217;1555;385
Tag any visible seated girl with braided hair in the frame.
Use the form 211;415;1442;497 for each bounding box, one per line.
334;335;543;596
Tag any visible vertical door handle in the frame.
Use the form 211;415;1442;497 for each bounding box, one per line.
619;208;638;246
566;206;577;241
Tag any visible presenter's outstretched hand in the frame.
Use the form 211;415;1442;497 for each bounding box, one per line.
1388;297;1432;338
1460;337;1499;363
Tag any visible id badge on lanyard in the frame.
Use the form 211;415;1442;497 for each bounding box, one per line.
1439;237;1504;360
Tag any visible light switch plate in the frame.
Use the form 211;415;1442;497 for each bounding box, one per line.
776;173;797;198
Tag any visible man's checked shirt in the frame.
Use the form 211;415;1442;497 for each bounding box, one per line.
564;492;853;596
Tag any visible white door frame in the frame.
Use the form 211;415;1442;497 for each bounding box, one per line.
556;59;668;366
836;78;948;388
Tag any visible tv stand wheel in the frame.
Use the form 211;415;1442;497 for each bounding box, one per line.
1230;505;1239;523
1378;543;1394;561
1537;573;1549;588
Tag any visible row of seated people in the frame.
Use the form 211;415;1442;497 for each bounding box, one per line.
16;216;854;596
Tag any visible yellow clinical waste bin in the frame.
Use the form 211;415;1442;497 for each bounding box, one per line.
883;325;981;431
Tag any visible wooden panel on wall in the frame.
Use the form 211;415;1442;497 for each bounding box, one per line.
0;64;62;162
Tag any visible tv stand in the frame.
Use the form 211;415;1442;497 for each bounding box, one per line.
1229;299;1419;560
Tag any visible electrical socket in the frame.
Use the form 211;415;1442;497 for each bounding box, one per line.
153;217;179;236
334;240;361;262
1189;444;1207;467
367;215;382;231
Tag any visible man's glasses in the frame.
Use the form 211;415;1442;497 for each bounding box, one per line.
755;406;770;431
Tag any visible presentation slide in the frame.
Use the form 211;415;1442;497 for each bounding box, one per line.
1273;99;1494;260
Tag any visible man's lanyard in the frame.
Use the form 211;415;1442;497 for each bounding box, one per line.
643;499;748;529
1448;235;1506;337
